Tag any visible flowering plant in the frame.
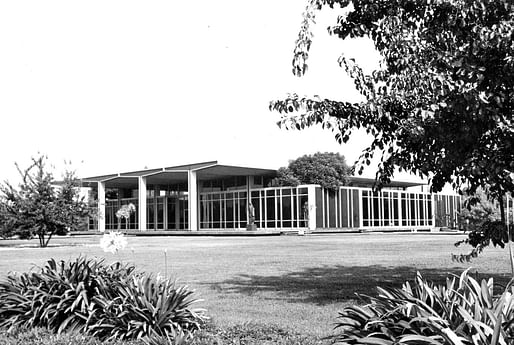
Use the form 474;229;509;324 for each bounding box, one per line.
116;203;136;230
100;231;127;254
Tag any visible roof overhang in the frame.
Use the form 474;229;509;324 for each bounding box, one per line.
195;165;276;179
80;162;277;187
348;176;426;188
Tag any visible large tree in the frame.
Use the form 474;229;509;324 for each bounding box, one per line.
271;0;514;269
274;152;351;191
0;155;91;247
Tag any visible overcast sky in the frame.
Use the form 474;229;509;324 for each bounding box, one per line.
0;1;421;184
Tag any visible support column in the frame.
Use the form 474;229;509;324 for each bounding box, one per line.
154;186;160;230
97;181;106;232
188;170;198;231
307;185;317;231
175;196;181;230
431;193;436;231
358;189;364;229
138;176;147;231
163;196;168;230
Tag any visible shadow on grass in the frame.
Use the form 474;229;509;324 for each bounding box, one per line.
208;265;512;306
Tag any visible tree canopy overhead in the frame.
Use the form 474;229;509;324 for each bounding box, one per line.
271;0;514;199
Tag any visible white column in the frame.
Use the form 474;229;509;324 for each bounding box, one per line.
97;181;106;232
431;193;436;230
154;185;160;230
246;176;253;212
163;196;168;230
358;189;364;229
138;176;147;231
188;170;198;231
307;185;317;231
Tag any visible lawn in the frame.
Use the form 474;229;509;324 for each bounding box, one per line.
0;233;511;339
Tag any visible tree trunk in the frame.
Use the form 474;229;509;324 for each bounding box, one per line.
44;232;53;248
499;195;514;277
38;233;45;248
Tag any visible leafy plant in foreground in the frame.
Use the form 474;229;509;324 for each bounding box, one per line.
90;274;205;344
0;257;206;344
334;269;514;345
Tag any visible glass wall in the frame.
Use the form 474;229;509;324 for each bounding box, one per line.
317;187;360;229
103;196;188;231
105;198;139;230
199;186;308;230
434;194;461;228
199;191;247;229
361;190;433;229
91;184;461;232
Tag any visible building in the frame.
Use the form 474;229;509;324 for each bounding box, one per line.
81;161;461;233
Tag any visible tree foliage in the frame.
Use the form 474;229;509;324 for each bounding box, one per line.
454;188;514;261
271;0;514;197
0;155;91;247
273;152;351;191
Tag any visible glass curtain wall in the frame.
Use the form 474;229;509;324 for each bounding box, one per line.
103;195;188;230
105;198;139;230
317;187;360;229
199;186;309;230
93;185;461;231
361;190;433;229
434;194;461;228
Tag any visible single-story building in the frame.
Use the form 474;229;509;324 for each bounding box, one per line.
80;161;461;233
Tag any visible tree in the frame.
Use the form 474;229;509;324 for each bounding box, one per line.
454;188;513;261
271;0;514;271
274;152;351;191
0;155;91;247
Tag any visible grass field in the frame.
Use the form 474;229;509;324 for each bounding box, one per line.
0;233;511;339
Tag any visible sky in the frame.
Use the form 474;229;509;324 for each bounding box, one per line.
0;1;422;185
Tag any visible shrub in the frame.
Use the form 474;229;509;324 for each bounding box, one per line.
0;257;206;344
334;269;514;345
90;274;205;344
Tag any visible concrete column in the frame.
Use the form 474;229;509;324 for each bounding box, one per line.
307;185;317;231
358;189;364;229
163;196;168;230
188;170;198;231
175;195;180;230
138;176;147;231
97;181;106;232
154;185;160;230
431;193;436;230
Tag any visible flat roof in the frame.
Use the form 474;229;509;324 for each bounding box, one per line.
79;161;425;189
81;161;277;184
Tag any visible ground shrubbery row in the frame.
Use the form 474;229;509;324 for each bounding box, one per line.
334;269;514;345
0;257;206;345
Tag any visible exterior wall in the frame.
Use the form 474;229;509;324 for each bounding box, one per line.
315;187;361;229
434;194;461;228
88;184;462;232
314;186;461;231
101;195;189;231
199;186;309;230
